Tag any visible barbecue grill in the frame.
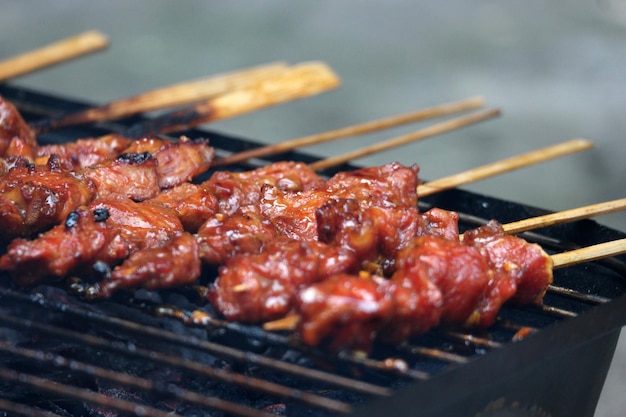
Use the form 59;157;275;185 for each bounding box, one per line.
0;83;624;417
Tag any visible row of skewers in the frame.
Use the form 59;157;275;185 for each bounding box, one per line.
1;32;625;354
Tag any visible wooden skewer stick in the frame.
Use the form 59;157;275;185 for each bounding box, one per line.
32;61;289;133
551;238;626;268
501;198;626;234
308;108;500;172
263;237;626;332
0;31;109;82
212;96;485;167
417;138;593;197
125;61;341;138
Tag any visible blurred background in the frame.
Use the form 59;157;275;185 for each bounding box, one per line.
1;1;624;416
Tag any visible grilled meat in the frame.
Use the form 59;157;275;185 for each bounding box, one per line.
35;134;133;170
296;273;395;352
96;232;201;298
0;197;183;286
208;236;358;322
0;155;97;241
196;205;277;265
463;220;554;326
204;161;324;216
0;96;36;159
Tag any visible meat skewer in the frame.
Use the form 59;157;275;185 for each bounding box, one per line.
0;31;109;82
0;135;215;241
282;231;625;352
0;94;621;356
261;198;626;349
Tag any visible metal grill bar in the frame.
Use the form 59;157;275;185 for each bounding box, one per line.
0;341;305;417
0;398;65;417
0;367;188;417
0;313;353;414
0;287;391;397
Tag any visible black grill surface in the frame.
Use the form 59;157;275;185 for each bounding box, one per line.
0;84;624;417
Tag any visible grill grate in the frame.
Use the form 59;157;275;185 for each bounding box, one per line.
0;84;625;417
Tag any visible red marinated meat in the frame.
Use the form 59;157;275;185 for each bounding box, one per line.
196;205;277;265
0;96;36;158
463;220;553;326
96;232;201;297
36;134;133;170
149;182;219;232
204;161;324;215
0;156;97;241
394;235;493;325
0;198;183;286
208;237;358;322
296;274;395;352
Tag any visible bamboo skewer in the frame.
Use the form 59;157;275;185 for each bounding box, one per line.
32;61;290;133
552;238;626;268
308;108;501;172
501;198;626;234
212;96;485;167
124;61;341;138
0;31;109;82
417;138;593;197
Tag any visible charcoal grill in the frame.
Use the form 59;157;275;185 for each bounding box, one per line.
0;84;624;417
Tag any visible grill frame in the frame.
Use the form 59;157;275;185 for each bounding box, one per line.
0;84;624;417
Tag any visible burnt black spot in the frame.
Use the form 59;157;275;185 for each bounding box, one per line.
65;210;80;228
93;207;110;222
117;151;153;164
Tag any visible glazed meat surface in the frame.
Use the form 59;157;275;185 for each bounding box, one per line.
82;152;160;201
0;96;36;158
96;232;200;298
35;134;133;170
296;274;395;352
148;182;219;232
205;161;324;215
196;205;277;265
208;237;358;323
462;220;554;326
324;162;420;208
394;235;493;325
0;156;97;241
0;198;183;286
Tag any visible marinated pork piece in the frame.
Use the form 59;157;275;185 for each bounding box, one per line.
315;198;424;274
393;235;493;325
0;197;183;286
208;237;359;323
96;232;201;298
196;205;277;265
148;182;219;232
296;274;395;352
462;220;554;326
147;136;215;189
259;162;422;241
324;162;420;208
0;155;97;241
82;151;160;201
204;161;324;215
35;134;134;170
0;96;37;158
